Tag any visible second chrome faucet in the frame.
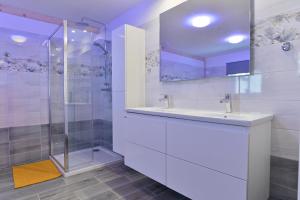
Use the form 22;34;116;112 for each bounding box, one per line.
220;93;232;113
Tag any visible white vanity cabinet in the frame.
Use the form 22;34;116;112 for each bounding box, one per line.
123;113;167;184
166;118;271;200
122;110;272;200
166;118;249;179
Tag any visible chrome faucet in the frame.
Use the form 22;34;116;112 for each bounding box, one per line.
220;93;232;113
159;94;170;109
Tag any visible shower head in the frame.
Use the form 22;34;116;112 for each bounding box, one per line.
81;17;106;27
75;17;106;38
76;21;90;28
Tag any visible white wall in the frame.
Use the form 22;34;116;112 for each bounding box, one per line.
107;0;187;37
108;0;300;161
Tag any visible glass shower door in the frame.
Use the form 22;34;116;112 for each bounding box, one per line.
49;20;119;174
66;22;94;170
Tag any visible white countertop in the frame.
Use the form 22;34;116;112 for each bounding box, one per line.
126;107;273;127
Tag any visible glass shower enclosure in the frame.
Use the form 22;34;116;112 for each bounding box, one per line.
48;20;121;174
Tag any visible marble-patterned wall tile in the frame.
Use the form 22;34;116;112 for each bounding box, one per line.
253;11;300;47
253;41;300;74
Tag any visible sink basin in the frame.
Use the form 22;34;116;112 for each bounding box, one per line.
126;107;273;127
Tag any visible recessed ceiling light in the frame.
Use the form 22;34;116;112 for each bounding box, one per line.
11;35;27;43
83;30;87;33
71;39;75;42
71;30;76;33
190;15;214;28
225;34;247;44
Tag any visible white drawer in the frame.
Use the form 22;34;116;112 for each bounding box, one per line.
124;142;166;185
167;118;249;179
125;113;166;152
167;156;247;200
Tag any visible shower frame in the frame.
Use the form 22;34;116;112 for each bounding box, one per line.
48;19;119;175
48;20;70;172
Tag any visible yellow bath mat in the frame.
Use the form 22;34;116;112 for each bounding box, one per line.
12;160;62;189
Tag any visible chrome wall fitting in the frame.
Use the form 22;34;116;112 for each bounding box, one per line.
282;42;292;51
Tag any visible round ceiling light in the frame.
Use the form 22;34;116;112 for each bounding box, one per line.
190;15;214;28
11;35;27;43
225;34;247;44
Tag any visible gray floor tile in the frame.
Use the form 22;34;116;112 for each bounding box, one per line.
271;156;298;190
132;178;157;189
122;189;154;200
75;182;110;200
105;176;131;189
269;183;297;200
154;189;188;200
113;183;141;197
0;178;65;200
39;178;99;200
143;182;168;196
0;163;193;200
16;195;40;200
0;173;14;193
96;169;122;183
86;190;119;200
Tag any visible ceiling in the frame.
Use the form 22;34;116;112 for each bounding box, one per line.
0;12;59;37
0;0;146;24
160;0;250;58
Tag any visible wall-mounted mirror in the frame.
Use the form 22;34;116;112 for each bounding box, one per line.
160;0;250;82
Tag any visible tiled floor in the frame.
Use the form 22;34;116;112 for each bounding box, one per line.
0;162;190;200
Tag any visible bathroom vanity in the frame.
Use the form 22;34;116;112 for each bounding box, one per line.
112;24;272;200
122;107;273;200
